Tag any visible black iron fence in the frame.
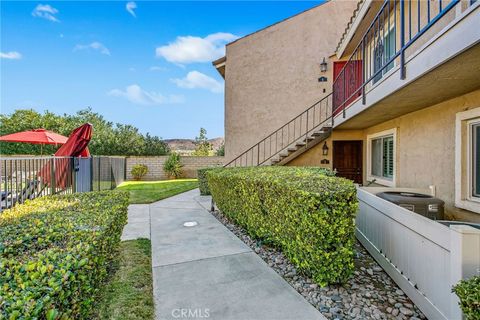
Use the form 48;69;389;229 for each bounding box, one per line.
0;156;126;210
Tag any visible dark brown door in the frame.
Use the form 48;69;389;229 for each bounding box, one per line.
333;140;363;184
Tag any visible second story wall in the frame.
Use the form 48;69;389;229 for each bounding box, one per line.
223;0;358;162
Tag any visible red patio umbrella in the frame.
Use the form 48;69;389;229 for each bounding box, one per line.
0;128;68;145
0;128;68;154
54;123;92;158
39;123;93;190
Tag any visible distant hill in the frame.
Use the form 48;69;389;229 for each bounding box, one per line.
165;137;224;155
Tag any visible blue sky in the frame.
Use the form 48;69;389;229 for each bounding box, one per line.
1;1;319;139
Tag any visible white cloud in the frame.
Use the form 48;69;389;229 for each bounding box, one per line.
172;71;223;93
0;51;22;60
156;32;238;64
32;4;59;22
108;84;184;105
73;42;111;55
126;2;137;17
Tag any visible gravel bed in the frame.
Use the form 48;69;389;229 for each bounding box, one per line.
211;209;426;320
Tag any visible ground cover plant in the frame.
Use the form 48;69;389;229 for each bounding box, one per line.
117;179;198;204
94;239;154;320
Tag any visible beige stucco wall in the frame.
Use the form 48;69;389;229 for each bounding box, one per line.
287;89;480;222
224;0;359;163
286;130;364;168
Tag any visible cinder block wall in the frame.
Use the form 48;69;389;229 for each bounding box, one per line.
126;156;224;180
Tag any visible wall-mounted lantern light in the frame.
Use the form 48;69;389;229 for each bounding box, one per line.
322;141;329;156
320;57;328;73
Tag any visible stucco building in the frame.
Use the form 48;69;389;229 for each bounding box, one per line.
215;0;480;223
214;1;480;318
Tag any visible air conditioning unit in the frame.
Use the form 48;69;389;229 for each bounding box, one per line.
377;191;445;220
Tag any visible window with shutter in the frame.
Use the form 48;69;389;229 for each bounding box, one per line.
369;133;395;183
473;123;480;197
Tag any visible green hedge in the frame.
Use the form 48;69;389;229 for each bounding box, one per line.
453;276;480;320
207;166;356;286
0;191;129;319
197;167;220;195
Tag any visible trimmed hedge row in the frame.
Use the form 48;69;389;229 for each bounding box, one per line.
453;276;480;320
198;167;218;195
207;166;357;286
0;190;129;319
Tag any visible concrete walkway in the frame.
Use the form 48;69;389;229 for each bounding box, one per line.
122;189;325;320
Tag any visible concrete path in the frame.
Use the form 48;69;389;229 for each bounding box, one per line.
122;189;325;320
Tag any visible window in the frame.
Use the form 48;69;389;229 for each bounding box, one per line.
373;27;396;84
371;135;394;179
367;128;396;187
471;122;480;198
455;108;480;213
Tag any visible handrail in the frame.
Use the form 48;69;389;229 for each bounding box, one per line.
332;0;461;116
225;93;333;167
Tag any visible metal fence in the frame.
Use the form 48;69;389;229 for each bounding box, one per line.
0;156;126;210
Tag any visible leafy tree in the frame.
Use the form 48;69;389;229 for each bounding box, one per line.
0;108;170;156
143;133;170;156
192;127;212;156
216;143;225;156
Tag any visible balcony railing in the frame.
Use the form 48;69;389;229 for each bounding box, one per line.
333;0;463;116
225;94;333;167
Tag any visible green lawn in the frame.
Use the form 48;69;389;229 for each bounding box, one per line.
117;179;198;204
95;239;154;320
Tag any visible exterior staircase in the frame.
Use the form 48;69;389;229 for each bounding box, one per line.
224;93;333;167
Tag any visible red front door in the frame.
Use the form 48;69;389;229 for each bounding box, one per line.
333;61;363;115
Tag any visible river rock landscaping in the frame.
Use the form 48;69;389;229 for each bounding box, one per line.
211;209;426;320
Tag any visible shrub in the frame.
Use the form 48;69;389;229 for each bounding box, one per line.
453;276;480;320
131;164;148;181
197;167;221;195
163;153;183;179
0;190;129;319
207;166;356;286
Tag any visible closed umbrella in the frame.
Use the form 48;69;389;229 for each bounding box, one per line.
39;123;93;190
54;123;92;157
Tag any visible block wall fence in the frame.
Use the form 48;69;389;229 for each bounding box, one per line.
126;156;224;180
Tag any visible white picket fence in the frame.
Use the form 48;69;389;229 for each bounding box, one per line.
356;187;480;320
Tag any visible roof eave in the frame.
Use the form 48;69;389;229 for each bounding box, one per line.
335;0;372;59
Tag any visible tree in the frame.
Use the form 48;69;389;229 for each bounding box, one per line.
216;143;225;156
143;133;170;156
192;127;212;156
0;108;170;156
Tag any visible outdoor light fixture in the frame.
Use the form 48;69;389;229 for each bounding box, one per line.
320;57;328;73
322;141;329;156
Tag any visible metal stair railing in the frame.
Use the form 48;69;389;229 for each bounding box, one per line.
225;93;333;167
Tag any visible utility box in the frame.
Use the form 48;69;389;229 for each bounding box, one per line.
377;191;445;220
